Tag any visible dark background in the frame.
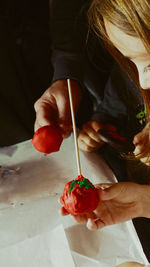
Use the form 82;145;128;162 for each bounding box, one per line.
0;0;52;146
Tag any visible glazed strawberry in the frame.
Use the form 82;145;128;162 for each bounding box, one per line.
60;175;99;215
32;125;63;153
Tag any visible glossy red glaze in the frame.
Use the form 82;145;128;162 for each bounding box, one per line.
32;125;63;154
61;175;99;215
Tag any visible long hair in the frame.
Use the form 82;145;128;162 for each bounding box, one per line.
88;0;150;160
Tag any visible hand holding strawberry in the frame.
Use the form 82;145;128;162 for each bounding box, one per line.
60;175;99;215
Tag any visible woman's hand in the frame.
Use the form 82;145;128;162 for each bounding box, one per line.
34;79;82;138
133;123;150;165
78;120;104;152
60;182;150;230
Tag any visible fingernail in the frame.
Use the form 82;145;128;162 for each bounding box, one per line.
134;146;140;155
87;218;93;226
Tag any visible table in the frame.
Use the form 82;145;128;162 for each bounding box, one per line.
0;136;149;267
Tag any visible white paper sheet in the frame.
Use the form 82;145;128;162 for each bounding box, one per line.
63;218;149;266
0;137;114;209
0;225;75;267
0;137;149;266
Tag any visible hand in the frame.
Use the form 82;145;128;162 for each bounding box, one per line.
78;120;104;152
133;123;150;165
60;182;147;230
34;79;82;138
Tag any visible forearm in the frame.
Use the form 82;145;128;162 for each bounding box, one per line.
50;0;87;84
140;184;150;218
51;50;84;84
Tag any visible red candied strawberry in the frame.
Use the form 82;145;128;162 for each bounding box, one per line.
60;175;99;215
32;125;63;154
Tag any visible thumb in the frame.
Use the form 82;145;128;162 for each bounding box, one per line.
100;183;120;200
90;120;103;132
133;131;143;146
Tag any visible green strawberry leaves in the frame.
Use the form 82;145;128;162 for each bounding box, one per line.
68;177;93;193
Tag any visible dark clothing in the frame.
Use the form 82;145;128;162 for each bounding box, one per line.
2;0;145;145
50;0;145;141
50;0;150;261
91;63;146;139
0;0;52;146
50;0;113;93
1;0;145;145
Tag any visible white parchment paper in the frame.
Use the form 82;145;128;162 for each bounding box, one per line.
0;137;149;266
0;224;75;267
0;136;114;209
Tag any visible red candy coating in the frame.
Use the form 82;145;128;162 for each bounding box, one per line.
32;125;63;154
60;175;99;215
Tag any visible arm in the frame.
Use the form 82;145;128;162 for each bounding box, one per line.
78;63;145;152
50;0;88;83
34;1;88;133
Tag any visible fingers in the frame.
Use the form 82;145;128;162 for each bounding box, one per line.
133;132;147;153
72;214;90;224
133;125;150;153
59;206;69;216
87;218;105;230
78;120;104;152
82;121;102;142
72;212;96;224
34;96;55;131
78;130;103;152
59;206;89;221
133;131;143;146
34;81;71;133
34;80;79;135
58;123;72;139
59;196;70;216
133;126;150;165
94;183;114;190
98;183;123;201
94;183;114;199
59;202;97;226
55;91;71;128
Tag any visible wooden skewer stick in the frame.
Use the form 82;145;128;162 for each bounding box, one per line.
67;79;82;176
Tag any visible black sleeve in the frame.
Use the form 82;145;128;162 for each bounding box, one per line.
90;63;145;138
50;0;88;83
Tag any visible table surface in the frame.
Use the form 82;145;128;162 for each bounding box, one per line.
0;136;149;267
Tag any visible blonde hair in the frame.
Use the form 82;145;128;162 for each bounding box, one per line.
88;0;150;160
